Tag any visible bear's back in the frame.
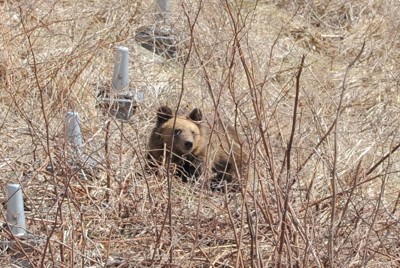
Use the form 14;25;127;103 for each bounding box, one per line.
197;119;246;175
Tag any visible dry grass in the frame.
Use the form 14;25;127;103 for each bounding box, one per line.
0;0;399;267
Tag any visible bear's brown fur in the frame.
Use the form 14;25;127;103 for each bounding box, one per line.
147;106;246;191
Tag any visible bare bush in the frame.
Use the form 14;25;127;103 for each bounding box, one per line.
0;0;399;267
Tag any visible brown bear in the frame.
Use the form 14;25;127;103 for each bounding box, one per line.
147;105;246;191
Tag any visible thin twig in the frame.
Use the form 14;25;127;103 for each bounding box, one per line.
277;55;305;267
329;41;365;265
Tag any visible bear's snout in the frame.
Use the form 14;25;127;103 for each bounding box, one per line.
184;141;193;150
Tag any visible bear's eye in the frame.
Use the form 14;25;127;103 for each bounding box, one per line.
173;129;182;135
191;131;196;135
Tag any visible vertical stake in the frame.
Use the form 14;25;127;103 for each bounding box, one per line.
66;112;83;157
7;184;27;237
112;46;130;93
156;0;170;22
110;46;136;121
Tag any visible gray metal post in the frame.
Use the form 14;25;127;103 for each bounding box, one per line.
156;0;170;22
66;112;83;156
112;46;130;93
6;184;27;237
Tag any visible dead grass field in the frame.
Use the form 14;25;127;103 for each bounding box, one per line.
0;0;399;267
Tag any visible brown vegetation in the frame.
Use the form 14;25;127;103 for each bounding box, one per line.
0;0;399;267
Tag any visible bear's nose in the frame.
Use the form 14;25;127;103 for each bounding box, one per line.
184;141;193;150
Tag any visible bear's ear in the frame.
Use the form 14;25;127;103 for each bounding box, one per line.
156;106;173;126
188;108;202;122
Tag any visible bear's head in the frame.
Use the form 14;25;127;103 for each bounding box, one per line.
155;106;203;155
